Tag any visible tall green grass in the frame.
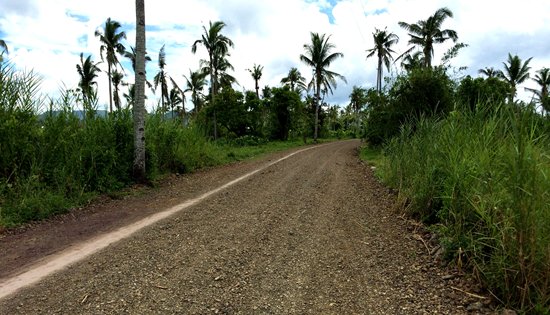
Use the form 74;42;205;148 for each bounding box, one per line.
0;64;310;228
381;107;550;312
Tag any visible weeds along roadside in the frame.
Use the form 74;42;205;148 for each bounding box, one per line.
366;107;550;312
0;64;308;228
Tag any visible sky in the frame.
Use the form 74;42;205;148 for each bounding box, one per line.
1;0;549;112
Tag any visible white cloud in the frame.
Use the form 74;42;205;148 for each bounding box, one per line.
1;0;549;110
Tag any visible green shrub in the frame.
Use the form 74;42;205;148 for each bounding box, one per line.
365;67;454;146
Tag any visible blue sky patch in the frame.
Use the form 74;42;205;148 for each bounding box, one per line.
65;11;89;23
372;8;388;15
306;0;339;24
77;34;87;47
145;25;163;32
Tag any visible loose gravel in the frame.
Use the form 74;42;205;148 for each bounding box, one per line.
0;140;495;314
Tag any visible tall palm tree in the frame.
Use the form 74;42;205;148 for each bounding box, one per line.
153;44;169;114
198;55;236;91
124;46;153;91
76;53;101;107
168;86;183;118
281;67;307;93
398;7;458;68
133;0;146;182
191;20;234;139
248;64;263;99
191;20;234;103
478;67;502;78
349;86;367;136
300;32;347;142
525;67;550;113
326;105;339;132
123;46;151;71
366;27;398;93
213;54;237;89
500;53;532;103
184;69;207;114
95;17;126;112
124;84;135;107
169;77;185;118
111;70;124;111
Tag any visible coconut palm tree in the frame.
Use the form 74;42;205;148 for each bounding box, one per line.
192;20;234;139
124;84;135;107
76;53;101;107
478;67;502;78
124;46;153;91
123;46;151;71
398;7;458;68
525;67;550;113
300;32;347;142
168;86;183;118
95;17;126;112
111;70;124;111
133;0;146;181
281;67;307;93
191;20;233;103
169;77;185;118
366;28;398;92
184;70;207;114
153;44;169;114
213;54;237;89
349;86;367;136
199;54;237;91
248;64;263;99
500;53;532;103
400;51;424;72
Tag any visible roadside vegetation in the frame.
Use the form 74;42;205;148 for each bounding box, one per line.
357;7;550;313
0;60;352;228
1;4;549;313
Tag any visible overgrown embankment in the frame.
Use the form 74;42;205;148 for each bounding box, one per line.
366;107;549;313
0;64;306;228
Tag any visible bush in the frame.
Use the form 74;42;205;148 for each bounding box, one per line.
456;76;510;112
365;67;454;146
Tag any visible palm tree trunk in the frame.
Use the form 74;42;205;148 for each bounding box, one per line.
108;62;113;112
314;74;321;143
208;53;218;140
377;55;383;93
133;0;146;182
424;45;431;68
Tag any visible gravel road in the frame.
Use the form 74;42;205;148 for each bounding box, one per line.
0;140;494;314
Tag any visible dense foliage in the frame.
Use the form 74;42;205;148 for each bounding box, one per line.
364;67;454;145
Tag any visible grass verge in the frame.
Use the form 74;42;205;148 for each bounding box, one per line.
377;107;549;313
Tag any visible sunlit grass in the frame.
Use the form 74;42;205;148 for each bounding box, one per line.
380;107;550;312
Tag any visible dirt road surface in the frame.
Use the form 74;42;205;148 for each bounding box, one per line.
0;140;493;314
